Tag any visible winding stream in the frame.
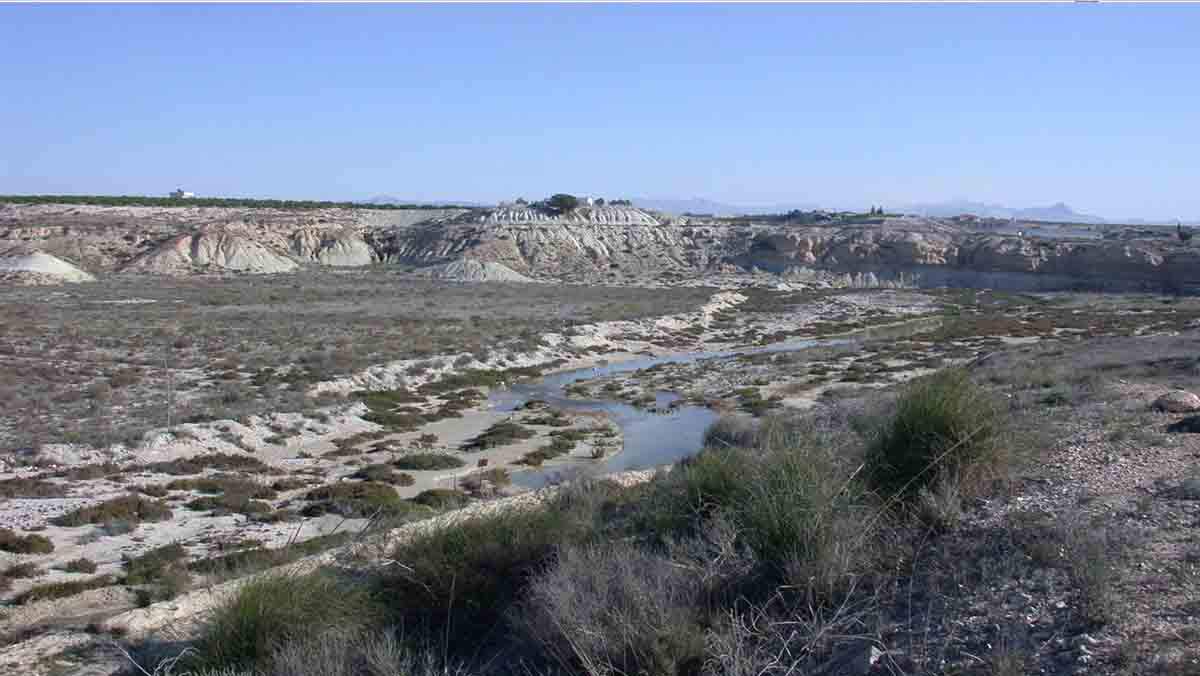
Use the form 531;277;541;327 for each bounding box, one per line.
491;317;945;488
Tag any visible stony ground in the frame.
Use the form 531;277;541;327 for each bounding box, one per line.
4;282;1200;675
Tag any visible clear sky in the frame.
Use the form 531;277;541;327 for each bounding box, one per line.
1;3;1197;219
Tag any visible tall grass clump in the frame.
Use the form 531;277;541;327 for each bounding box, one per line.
375;481;610;654
639;413;875;600
187;569;381;672
866;368;1007;501
265;629;468;676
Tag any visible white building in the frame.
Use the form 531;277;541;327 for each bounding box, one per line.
169;188;196;199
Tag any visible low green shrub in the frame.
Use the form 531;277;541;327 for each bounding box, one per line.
302;482;410;518
392;453;465;471
411;488;469;510
166;476;278;500
51;496;172;528
138;453;272;476
460;420;536;451
189;533;353;579
123;543;188;585
350;464;416;486
63;557;98;574
270;477;312;492
0;528;55;554
186;494;273;516
2;562;45;579
12;575;116;605
0;477;68;498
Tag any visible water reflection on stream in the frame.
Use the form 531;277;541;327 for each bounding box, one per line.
493;317;944;488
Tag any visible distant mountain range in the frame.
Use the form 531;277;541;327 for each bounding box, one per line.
633;197;1112;222
362;194;1193;226
636;197;1197;226
632;197;821;217
896;200;1108;224
365;195;490;208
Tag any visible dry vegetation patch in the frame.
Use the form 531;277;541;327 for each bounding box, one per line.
0;272;713;451
50;495;172;528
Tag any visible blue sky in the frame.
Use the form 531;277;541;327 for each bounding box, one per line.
1;3;1197;219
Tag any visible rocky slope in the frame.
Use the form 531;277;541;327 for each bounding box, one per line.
736;225;1200;292
3;202;1200;291
419;257;534;282
121;227;299;274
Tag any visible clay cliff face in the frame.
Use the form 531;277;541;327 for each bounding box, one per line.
736;227;1198;291
2;202;1198;292
290;228;375;266
122;228;299;274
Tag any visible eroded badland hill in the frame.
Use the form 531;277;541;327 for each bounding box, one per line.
2;200;1200;676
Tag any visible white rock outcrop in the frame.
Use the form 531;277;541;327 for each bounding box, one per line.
290;228;374;266
478;206;660;226
0;247;95;283
123;229;298;274
1153;390;1200;413
420;258;534;282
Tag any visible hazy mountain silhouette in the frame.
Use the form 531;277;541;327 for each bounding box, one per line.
900;199;1106;223
633;197;820;216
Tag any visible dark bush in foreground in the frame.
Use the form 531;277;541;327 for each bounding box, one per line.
267;628;461;676
0;528;55;554
376;483;608;653
866;368;1006;499
520;543;705;676
649;414;873;595
186;569;382;672
51;496;172;527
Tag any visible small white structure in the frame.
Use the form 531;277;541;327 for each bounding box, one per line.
169;188;196;199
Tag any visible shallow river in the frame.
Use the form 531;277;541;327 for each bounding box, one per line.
491;316;949;488
490;334;855;489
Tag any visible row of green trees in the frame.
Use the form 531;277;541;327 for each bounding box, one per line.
0;194;477;211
